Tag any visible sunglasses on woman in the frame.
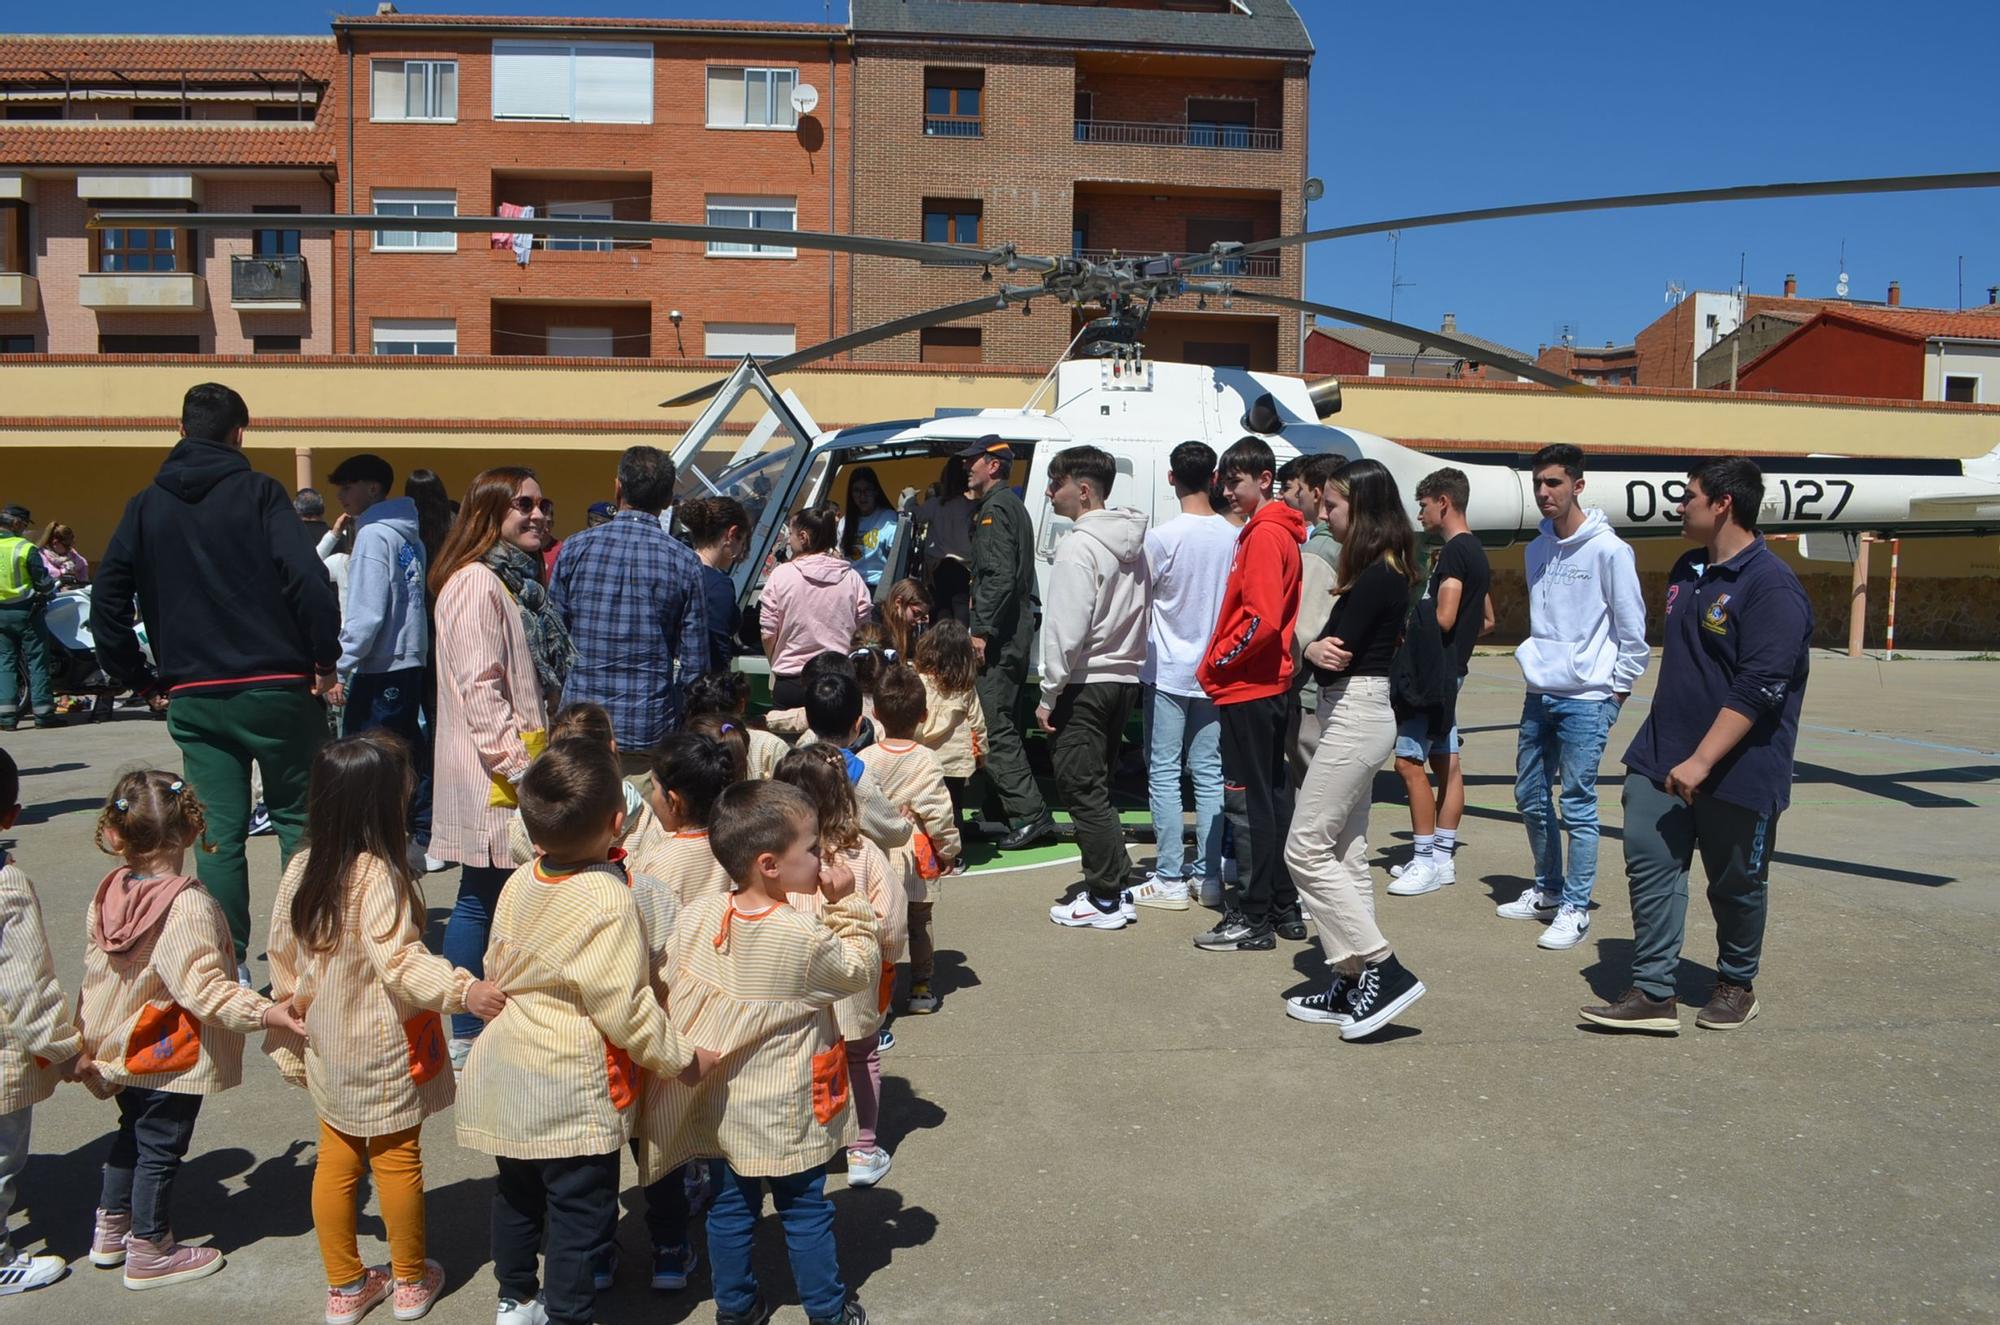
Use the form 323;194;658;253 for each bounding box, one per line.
508;496;555;516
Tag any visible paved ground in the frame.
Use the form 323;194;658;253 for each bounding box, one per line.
4;652;1997;1324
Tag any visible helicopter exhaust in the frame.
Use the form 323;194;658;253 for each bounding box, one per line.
1309;378;1342;418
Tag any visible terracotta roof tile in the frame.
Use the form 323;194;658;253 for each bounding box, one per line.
1821;307;2000;342
336;13;841;34
0;36;336;168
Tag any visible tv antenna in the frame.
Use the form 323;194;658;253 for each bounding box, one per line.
1664;280;1686;305
1386;231;1415;322
1836;238;1849;298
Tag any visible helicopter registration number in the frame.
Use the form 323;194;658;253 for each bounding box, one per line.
1624;477;1855;524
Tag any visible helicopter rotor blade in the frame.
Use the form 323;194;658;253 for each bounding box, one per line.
1177;169;2000;267
88;210;1057;272
659;288;1040;408
1195;284;1589;392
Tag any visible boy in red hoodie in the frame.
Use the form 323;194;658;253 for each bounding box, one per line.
1194;437;1308;951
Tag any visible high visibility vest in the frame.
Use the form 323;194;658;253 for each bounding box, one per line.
0;534;36;605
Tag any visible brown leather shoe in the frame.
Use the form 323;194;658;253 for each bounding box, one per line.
1696;979;1759;1030
1580;988;1680;1034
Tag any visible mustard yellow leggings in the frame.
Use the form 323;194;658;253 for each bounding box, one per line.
313;1120;427;1286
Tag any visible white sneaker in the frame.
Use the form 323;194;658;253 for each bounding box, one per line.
1048;894;1128;929
495;1297;549;1325
1386;857;1446;896
1119;890;1138;923
1496;887;1560;920
1128;874;1190;911
423;855;447;874
1390;854;1457;885
845;1147;893;1188
1196;876;1224;907
1538;905;1591;950
0;1252;67;1296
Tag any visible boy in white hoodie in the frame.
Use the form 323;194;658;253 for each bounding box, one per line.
1502;444;1650;950
1036;446;1150;931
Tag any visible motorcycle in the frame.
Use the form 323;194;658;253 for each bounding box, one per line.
38;588;158;721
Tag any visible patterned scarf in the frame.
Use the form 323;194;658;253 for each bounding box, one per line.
481;540;574;698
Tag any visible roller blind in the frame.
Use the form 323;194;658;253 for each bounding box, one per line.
706;67;746;126
572;44;651;123
492;42;572;120
704;323;796;357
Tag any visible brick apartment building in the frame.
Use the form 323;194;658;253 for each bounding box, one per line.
848;0;1312;372
332;10;851;359
1533;340;1638;387
1734;306;2000;403
0;35;339;355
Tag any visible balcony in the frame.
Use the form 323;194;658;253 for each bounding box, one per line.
78;271;205;311
922;114;982;139
0;274;37;311
230;254;307;311
1076;248;1279;280
1073;119;1282;152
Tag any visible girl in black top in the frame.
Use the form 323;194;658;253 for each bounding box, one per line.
1285;459;1431;1040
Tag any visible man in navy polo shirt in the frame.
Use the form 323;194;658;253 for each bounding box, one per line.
1582;456;1812;1035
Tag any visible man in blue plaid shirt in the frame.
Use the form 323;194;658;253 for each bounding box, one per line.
550;446;708;768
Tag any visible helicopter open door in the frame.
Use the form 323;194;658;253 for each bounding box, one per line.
669;356;825;621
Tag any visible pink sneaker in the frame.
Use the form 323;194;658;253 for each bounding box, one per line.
90;1209;131;1267
121;1234;224;1290
391;1260;444;1321
326;1267;392;1325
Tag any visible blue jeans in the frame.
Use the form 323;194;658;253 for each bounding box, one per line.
1145;686;1223;882
1514;693;1621;910
444;865;510;1040
344;666;431;840
706;1160;845;1322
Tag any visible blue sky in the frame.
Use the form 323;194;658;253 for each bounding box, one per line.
20;0;1999;355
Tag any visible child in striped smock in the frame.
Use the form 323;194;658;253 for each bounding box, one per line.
773;746;906;1191
857;664;963;1016
912;621;986;847
75;771;306;1290
638;731;740;905
505;703;667;869
456;741;716;1325
685;671;790;780
264;733;508;1324
634;779;879;1325
0;747;90;1298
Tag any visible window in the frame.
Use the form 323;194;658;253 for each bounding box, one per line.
130;103;190;121
547;201;612;252
1944;374;1980;403
253;204;301;257
924;68;982;137
372;319;456;355
0;203;26;274
547;327;614;356
706;66;797;129
1071;217;1088;258
372;189;456;252
253;334;302;354
493;42;652;124
99;334;200;354
1073;90;1093;141
704;323;796;357
97;223;182;273
0;335;34;354
372;59;458;121
1186;96;1254;149
920;326;982;364
255;102;312;122
921;198;982;260
6;104;63;120
705;196;796;257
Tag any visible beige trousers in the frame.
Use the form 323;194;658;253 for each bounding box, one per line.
1284;675;1397;973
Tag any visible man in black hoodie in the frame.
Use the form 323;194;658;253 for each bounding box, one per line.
92;383;341;974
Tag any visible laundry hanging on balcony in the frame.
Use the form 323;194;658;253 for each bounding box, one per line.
493;202;534;266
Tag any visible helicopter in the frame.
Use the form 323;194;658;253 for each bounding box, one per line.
97;167;2000;629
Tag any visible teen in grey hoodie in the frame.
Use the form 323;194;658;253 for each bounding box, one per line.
1038;446;1151;931
326;455;430;760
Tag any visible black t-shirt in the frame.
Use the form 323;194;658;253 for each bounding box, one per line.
1428;532;1491;677
1316;559;1409;681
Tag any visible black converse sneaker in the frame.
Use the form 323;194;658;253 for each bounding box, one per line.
1339;954;1426;1040
1284;975;1354;1025
1192;909;1275;952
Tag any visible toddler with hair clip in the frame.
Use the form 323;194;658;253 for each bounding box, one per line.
685;672;789;780
75;770;306;1290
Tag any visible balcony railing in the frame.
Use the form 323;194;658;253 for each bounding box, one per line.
1076;248;1280;279
231;254;306;304
1073;118;1282;151
923;115;982;138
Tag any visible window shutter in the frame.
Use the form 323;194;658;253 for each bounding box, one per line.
573;44;652;123
372;61;406;119
704;323;796;357
707;68;746;125
492;43;573;119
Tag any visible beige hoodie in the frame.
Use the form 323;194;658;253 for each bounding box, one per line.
1039;506;1151;708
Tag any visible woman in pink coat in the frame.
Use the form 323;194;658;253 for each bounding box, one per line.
426;466;570;1060
761;501;871;709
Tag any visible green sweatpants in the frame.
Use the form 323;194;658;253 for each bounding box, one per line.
974;639;1047;829
167;686;328;961
0;604;52;723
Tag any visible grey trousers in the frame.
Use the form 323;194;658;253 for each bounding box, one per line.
0;1105;28;1253
1622;774;1778;1001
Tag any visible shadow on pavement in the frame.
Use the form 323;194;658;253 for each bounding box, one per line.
1579;937;1714;1005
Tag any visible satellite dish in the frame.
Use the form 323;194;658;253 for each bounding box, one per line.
1303;178;1325;203
791;83;820;116
1836;279;1850;296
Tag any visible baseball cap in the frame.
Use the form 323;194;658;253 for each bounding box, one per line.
587;500;616;523
953;434;1012;462
327;453;394;489
0;505;30;524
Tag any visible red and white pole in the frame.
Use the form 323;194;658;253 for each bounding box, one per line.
1885;537;1901;658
